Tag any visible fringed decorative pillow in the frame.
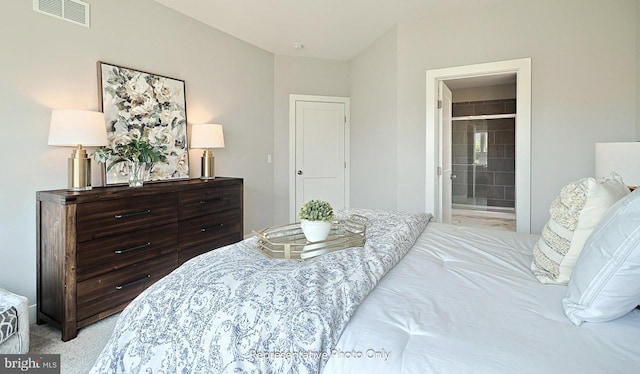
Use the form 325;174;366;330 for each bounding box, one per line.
531;173;629;284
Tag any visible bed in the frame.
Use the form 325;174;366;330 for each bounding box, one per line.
325;223;640;373
91;191;640;373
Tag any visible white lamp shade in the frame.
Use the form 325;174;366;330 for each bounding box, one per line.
191;124;225;148
48;110;108;146
595;142;640;186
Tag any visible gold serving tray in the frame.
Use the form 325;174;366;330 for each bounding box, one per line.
253;215;367;260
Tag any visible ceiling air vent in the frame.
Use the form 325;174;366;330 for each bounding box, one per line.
33;0;90;28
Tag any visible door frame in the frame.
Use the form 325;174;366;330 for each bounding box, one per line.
439;81;453;224
289;94;351;222
425;58;532;233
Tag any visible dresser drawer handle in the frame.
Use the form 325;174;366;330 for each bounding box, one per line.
199;198;224;205
200;223;224;232
115;274;152;290
114;209;152;219
114;242;152;255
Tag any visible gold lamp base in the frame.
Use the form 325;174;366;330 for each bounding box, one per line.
68;145;92;191
200;149;216;180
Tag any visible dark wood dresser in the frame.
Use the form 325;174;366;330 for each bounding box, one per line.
36;178;243;341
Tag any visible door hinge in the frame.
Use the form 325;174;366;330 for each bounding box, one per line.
344;162;347;169
437;166;442;176
344;116;346;124
437;100;443;109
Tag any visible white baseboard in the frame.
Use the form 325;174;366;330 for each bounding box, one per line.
28;304;37;324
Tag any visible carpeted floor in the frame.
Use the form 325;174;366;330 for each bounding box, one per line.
29;313;119;374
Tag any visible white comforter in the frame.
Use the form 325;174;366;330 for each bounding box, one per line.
90;209;430;373
324;223;640;373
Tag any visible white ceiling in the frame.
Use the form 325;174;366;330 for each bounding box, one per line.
153;0;505;61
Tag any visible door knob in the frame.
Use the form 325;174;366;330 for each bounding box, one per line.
450;174;457;180
297;170;303;175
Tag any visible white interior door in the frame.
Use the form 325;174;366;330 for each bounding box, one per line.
290;96;349;221
439;81;453;224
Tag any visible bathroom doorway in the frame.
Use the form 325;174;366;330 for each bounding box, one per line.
446;76;517;231
425;58;532;233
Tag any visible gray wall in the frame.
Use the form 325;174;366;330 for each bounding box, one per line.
348;2;639;232
637;0;640;139
273;55;350;224
349;27;399;210
384;0;637;232
1;0;274;312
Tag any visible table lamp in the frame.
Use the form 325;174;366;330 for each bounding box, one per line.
48;110;107;191
191;124;225;179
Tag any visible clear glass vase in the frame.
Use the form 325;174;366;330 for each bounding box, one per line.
127;161;147;187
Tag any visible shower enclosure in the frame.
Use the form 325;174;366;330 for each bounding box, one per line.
450;101;516;214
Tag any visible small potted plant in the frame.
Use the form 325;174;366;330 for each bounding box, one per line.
93;134;168;187
298;199;334;242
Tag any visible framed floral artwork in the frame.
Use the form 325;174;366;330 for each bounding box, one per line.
97;61;189;184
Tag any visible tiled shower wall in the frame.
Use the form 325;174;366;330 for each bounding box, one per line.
451;99;515;209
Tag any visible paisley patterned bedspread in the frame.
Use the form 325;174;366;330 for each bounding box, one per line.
90;209;430;374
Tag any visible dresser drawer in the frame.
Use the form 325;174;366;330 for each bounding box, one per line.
76;223;178;281
179;185;241;220
76;253;177;322
179;208;242;263
76;193;178;242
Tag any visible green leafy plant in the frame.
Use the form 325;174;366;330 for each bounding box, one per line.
93;135;168;171
297;200;334;221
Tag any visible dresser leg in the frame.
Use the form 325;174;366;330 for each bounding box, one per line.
61;325;78;342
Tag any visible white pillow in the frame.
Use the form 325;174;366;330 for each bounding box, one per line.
562;189;640;325
531;173;629;284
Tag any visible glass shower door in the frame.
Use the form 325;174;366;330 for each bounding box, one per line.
451;116;515;212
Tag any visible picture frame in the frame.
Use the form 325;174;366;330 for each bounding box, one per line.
97;61;189;185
